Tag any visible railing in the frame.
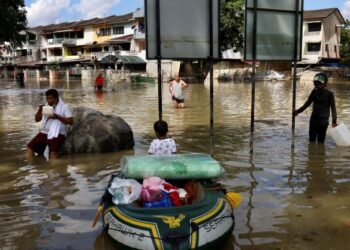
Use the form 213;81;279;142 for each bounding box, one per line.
86;51;120;60
13;56;35;64
62;39;77;46
48;38;77;45
27;70;37;79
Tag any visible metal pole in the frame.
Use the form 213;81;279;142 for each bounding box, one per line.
210;62;214;155
157;58;162;120
156;0;162;120
250;0;257;154
292;0;301;148
209;0;214;155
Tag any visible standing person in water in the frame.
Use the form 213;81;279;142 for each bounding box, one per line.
26;89;73;160
148;120;177;156
294;72;337;143
95;72;104;91
169;74;188;108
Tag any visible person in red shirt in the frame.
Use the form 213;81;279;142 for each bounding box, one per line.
95;72;104;90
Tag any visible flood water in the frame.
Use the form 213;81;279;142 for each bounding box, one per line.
1;78;350;250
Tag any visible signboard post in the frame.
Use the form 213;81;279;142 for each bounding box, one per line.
244;0;303;151
145;0;220;153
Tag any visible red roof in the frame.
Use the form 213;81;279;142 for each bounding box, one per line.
108;34;133;43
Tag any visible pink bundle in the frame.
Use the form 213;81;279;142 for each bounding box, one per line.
140;177;164;202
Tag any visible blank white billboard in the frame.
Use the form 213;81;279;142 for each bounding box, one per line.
145;0;220;59
244;0;303;61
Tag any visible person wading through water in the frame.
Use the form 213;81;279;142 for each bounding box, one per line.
294;72;337;143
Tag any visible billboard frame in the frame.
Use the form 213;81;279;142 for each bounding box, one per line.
145;0;221;60
244;0;304;61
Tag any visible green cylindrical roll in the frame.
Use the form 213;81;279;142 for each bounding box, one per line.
121;153;223;179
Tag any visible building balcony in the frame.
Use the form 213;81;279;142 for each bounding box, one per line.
62;55;80;61
13;56;38;64
48;38;62;44
47;56;63;62
47;38;77;47
62;39;77;46
80;51;122;61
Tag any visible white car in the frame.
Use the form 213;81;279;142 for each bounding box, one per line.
255;70;285;81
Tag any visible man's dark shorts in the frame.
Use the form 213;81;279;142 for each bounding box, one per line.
27;132;66;155
172;96;184;103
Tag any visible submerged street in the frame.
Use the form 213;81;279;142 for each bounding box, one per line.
1;78;350;249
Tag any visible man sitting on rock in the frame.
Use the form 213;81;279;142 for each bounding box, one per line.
26;89;73;160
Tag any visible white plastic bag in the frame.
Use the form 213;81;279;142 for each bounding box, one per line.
329;123;350;146
108;177;142;205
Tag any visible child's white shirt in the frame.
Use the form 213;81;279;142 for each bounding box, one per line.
148;138;177;156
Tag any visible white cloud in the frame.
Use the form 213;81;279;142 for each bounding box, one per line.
71;0;121;19
26;0;70;27
343;0;350;19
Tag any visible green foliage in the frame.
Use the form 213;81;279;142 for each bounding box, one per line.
340;19;350;61
220;0;245;51
0;0;27;47
48;61;59;69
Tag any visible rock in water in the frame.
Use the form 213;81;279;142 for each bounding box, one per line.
61;107;134;154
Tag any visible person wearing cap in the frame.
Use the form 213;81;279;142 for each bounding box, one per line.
294;72;337;143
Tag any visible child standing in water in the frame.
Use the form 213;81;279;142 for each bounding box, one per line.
148;120;177;156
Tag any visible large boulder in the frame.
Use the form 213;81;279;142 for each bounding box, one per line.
60;107;134;154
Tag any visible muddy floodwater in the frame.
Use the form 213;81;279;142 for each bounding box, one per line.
1;78;350;249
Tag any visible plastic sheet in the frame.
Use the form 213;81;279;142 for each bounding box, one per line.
121;153;223;179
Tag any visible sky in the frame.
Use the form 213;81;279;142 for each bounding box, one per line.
24;0;350;27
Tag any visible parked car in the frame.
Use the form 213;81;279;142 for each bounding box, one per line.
255;70;285;81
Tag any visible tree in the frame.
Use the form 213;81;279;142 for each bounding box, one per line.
220;0;245;52
0;0;27;47
340;19;350;61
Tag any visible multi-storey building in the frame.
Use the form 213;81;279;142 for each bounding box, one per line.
0;42;14;66
2;8;147;69
1;7;346;70
34;12;134;64
301;8;345;65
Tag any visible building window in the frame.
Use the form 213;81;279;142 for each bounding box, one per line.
52;48;62;56
113;26;124;35
99;28;111;36
76;31;84;38
308;23;321;32
307;43;321;52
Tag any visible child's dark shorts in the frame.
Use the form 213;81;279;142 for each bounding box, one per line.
27;132;66;155
172;96;184;103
